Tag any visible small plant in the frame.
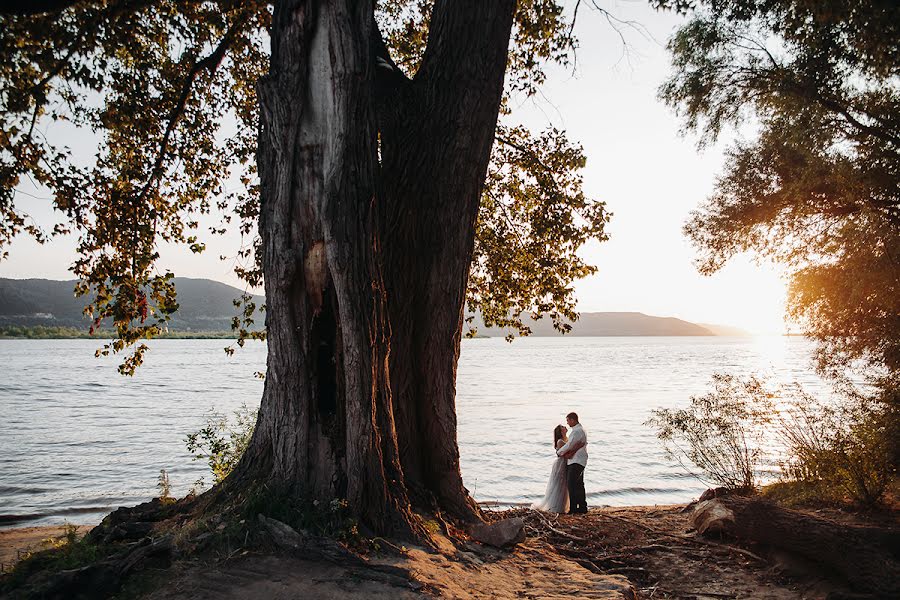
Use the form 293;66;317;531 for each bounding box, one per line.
41;523;80;551
326;498;360;542
157;469;172;501
185;403;258;484
646;373;776;491
188;477;206;496
64;523;78;545
422;519;441;535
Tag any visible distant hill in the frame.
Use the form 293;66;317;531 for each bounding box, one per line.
0;277;263;332
469;311;718;337
0;277;742;336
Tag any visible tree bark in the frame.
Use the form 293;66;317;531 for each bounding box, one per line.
225;0;415;536
378;0;517;520
220;0;518;536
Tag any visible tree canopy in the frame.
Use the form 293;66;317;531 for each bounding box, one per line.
0;0;610;372
660;0;900;386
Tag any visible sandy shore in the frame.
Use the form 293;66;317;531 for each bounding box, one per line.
0;524;94;571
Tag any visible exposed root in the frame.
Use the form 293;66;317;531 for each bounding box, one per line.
1;486;424;600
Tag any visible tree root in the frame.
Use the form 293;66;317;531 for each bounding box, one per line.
2;488;424;600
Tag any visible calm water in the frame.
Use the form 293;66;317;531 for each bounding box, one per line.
0;336;824;529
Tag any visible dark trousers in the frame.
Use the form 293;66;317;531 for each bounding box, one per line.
566;462;587;513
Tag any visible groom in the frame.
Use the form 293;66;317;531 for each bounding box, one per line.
556;412;588;514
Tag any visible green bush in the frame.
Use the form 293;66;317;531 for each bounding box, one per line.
185;403;258;485
646;373;775;491
760;480;842;507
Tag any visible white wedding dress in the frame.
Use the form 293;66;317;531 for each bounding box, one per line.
531;440;569;513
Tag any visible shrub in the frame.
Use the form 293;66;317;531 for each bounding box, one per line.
646;373;775;491
760;480;842;507
649;370;897;505
185;403;258;485
777;386;896;506
42;523;80;551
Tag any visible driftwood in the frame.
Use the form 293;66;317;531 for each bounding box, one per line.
700;496;900;597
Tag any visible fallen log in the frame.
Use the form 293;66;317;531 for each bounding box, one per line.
691;496;900;597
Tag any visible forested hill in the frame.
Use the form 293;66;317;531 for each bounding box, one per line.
0;277;744;336
0;277;264;332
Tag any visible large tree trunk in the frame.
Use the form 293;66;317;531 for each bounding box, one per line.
221;0;517;536
225;0;415;536
378;0;517;520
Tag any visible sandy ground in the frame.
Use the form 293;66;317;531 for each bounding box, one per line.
1;520;635;599
0;524;93;571
141;554;425;599
143;538;636;600
4;503;896;598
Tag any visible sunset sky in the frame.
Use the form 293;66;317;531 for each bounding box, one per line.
0;2;790;335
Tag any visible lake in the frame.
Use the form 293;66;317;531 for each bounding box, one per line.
0;336;824;529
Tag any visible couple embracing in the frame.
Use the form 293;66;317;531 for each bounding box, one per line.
532;412;588;515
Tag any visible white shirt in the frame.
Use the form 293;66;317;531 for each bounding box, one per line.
556;423;588;467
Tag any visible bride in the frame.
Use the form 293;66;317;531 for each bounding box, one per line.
532;424;569;513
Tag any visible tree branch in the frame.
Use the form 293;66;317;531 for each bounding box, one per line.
136;14;247;205
496;134;556;178
813;92;900;148
28;2;139;96
494;133;567;198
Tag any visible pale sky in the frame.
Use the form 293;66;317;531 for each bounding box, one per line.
0;2;790;334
